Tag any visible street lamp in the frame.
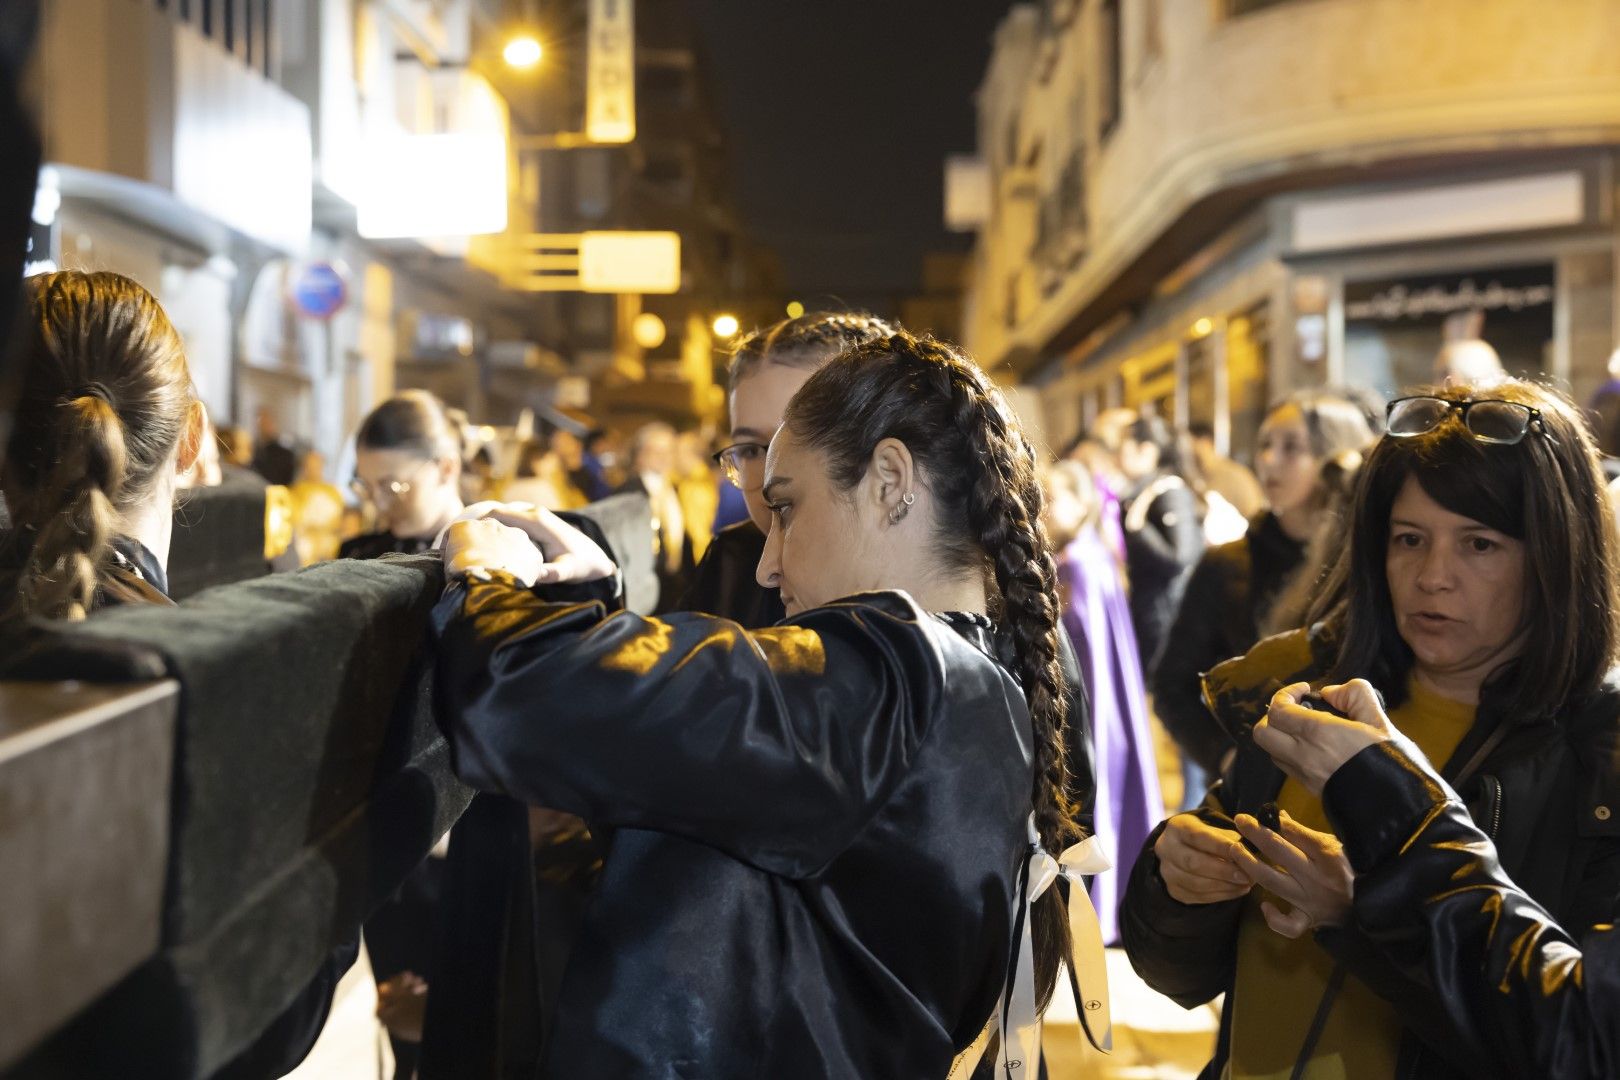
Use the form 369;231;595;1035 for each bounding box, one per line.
712;313;740;339
503;35;543;69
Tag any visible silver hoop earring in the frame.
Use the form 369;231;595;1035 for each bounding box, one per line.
888;491;916;525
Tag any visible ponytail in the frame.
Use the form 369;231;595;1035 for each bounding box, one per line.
17;394;128;619
5;271;195;620
784;331;1077;1007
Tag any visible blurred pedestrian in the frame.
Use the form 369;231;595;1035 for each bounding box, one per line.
288;450;345;565
1044;459;1161;943
618;421;691;611
1110;409;1205;676
340;392;465;560
1153;390;1379;780
251;405;298;486
1187;422;1264;520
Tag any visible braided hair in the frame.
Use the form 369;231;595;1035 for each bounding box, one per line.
4;271;195;619
784;330;1077;1008
727;311;897;391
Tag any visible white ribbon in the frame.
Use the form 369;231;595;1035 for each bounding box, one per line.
996;813;1112;1079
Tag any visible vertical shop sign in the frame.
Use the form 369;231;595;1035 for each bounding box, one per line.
586;0;635;144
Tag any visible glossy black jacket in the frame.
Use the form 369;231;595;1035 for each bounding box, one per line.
1119;627;1620;1080
1320;736;1620;1078
431;581;1035;1078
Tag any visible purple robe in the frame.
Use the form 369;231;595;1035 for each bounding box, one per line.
1058;529;1164;944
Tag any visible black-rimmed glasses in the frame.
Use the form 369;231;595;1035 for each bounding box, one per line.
712;441;767;490
1386;395;1548;446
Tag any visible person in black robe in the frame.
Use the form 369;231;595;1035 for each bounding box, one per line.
432;332;1093;1077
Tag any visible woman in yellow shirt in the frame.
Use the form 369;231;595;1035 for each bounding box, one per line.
1119;381;1620;1080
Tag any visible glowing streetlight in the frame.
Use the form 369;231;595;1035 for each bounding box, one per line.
632;312;667;350
785;300;805;319
712;313;740;339
503;35;543;69
1191;317;1214;338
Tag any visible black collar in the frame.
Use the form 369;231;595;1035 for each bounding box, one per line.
109;535;169;598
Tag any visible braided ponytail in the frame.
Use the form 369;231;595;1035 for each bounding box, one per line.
17;394;129;619
785;330;1077;1008
5;271;195;620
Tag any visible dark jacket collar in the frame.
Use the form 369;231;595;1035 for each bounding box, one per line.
108;535;169;597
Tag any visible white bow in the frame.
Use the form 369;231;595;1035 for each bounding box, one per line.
998;813;1112;1079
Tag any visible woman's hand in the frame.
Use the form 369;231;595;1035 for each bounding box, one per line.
1253;680;1393;796
1230;810;1353;937
443;517;548;586
441;502;617;586
375;971;428;1043
1153;812;1254;905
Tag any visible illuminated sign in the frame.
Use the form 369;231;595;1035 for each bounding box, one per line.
356;132;508;239
586;0;635;144
580;231;680;293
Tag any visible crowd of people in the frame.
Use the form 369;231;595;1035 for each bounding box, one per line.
11;267;1620;1078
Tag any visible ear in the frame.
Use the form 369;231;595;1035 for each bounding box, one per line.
175;401;206;474
439;454;461;484
866;437;917;516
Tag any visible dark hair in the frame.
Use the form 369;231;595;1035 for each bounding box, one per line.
1330;380;1620;718
727;311;898;392
4;271;197;620
355;390;460;462
1123;410;1190;476
784;331;1076;1007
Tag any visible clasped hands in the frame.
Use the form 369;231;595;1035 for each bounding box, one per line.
440;501;617;587
1154;680;1393;937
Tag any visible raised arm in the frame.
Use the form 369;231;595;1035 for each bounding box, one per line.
431;576;947;879
1324;742;1620;1079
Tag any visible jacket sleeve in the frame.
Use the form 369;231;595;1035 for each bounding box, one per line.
1118;793;1248;1009
1151;550;1238;773
431;578;947;878
1322;741;1620;1079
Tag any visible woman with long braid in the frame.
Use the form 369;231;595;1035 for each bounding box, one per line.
431;331;1106;1076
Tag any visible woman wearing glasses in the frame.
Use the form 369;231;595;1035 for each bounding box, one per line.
339;391;467;561
684;311;897;626
1120;380;1620;1080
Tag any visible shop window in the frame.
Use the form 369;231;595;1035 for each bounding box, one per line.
1343;264;1554;398
1097;0;1122;140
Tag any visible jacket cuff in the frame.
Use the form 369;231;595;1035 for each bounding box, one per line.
1321;739;1450;873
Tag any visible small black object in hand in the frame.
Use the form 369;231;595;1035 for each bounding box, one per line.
1257;801;1282;834
1297;691;1349;719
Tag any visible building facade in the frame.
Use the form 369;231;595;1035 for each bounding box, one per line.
962;0;1620;461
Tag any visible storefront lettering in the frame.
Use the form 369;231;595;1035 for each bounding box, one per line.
1346;278;1555;321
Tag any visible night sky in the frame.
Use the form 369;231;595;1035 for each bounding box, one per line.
690;1;1018;306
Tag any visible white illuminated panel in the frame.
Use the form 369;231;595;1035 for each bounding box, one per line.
580;231;681;293
356;133;509;239
586;0;636;144
1292;172;1585;253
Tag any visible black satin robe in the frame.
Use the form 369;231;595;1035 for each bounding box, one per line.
432;582;1034;1078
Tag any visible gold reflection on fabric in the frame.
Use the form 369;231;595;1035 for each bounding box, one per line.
752;626;826;675
598;619;675;674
